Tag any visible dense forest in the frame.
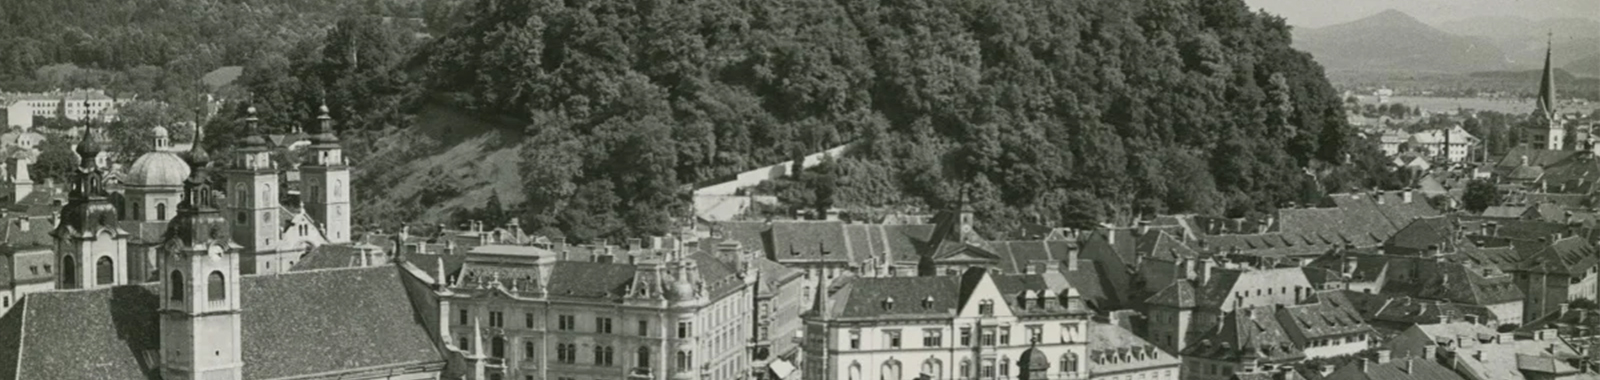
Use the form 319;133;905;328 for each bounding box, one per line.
405;0;1387;239
9;0;1395;241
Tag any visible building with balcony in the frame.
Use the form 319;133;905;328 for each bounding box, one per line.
800;267;1092;380
433;242;755;380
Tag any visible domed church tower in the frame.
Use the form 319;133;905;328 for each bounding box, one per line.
52;124;130;289
124;125;191;222
300;105;350;243
159;125;245;380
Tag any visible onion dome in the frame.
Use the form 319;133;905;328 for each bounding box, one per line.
125;151;191;187
1019;346;1051;372
310;104;340;145
239;106;269;148
76;128;105;163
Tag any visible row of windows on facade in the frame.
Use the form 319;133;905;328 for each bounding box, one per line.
461;310;697;339
1305;334;1366;347
844;355;1084;380
846;323;1080;350
456;337;694;372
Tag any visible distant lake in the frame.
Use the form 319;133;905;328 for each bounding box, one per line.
1353;95;1591;115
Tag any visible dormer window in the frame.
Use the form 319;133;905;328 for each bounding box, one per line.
882;297;895;310
923;296;935;309
979;300;995;316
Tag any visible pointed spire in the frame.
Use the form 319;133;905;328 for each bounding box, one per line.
812;271;833;318
1538;31;1558;120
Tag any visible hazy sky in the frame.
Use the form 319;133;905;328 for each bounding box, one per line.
1244;0;1600;28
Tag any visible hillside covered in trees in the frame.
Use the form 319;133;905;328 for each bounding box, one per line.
355;0;1385;240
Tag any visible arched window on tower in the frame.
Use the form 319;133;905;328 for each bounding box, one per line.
156;203;167;221
170;271;184;301
61;255;77;288
95;256;114;285
208;271;226;301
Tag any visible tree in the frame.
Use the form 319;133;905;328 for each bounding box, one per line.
30;135;78;184
1463;179;1500;214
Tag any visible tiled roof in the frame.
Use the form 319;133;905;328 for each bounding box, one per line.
1325;357;1464;380
1138;231;1200;261
0;216;54;254
770;221;852;262
1146;280;1197;308
1480;206;1526;218
1341;291;1497;327
691;251;746;300
545;261;637;298
0;265;444;380
1182;306;1304;363
1515;236;1599;276
1199;193;1439;259
1534;153;1600;194
1495;147;1579;176
4;184;66;216
1063;260;1110;307
752;256;803;297
828;275;962;319
1377;255;1523;305
821;269;1077;319
1384;216;1459;254
981;240;1077;274
1088;322;1179;374
1276;296;1374;345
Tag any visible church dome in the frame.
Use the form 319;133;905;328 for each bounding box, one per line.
152;125;169;139
1020;346;1051;371
125;151;191;187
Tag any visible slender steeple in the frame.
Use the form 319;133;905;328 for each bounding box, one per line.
811;270;833;318
1537;32;1557;120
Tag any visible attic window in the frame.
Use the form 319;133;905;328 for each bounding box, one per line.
883;297;895;310
923;296;935;309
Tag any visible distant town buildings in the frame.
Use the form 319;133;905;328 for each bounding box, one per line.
0;89;128;130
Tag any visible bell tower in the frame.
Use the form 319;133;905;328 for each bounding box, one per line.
159;131;245;380
301;105;351;243
51;124;128;289
224;107;280;259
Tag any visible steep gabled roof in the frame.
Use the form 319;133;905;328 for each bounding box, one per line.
1515;236;1599;276
770;221;853;262
1384;215;1460;254
1275;296;1375;346
1182;306;1304;363
0;265;444;380
1146;280;1196;309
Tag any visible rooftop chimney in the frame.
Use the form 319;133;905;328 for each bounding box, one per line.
1404;190;1414;204
1377;349;1392;364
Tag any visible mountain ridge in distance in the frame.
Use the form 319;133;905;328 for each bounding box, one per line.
1436;16;1600;70
1293;9;1512;73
